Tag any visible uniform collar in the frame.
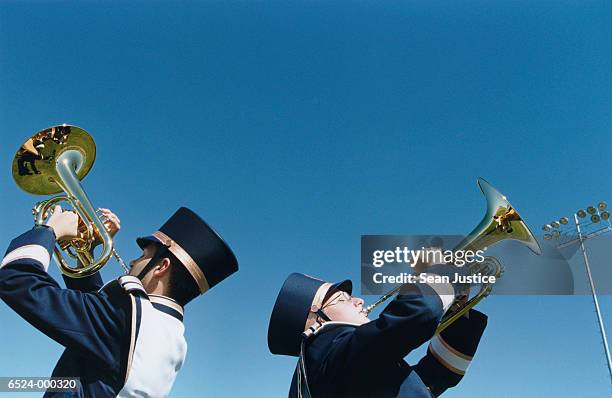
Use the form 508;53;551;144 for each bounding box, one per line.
148;294;184;322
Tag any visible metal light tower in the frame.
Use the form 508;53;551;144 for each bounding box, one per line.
543;202;612;384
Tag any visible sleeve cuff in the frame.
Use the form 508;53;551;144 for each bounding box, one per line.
428;309;488;374
1;226;56;272
428;334;473;375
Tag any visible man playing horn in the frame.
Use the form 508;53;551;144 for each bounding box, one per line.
267;265;487;397
0;206;238;397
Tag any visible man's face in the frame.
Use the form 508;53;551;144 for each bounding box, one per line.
321;290;370;325
128;244;157;277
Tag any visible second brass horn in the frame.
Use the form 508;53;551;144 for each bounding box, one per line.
364;178;542;333
12;124;127;278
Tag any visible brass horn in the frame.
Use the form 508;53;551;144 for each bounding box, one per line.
12;124;128;278
364;178;542;333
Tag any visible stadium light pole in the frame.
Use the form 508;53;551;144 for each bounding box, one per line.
543;202;612;384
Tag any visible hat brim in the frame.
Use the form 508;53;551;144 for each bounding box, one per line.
136;235;162;250
323;279;353;303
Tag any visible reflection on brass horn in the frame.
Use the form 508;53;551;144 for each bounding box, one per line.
598;202;607;211
12;125;128;278
591;214;601;223
363;178;542;334
587;206;597;214
577;209;587;218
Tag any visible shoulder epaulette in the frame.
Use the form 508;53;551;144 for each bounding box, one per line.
118;275;148;298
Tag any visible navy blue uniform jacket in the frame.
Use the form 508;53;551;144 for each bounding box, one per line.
292;285;488;397
0;226;140;397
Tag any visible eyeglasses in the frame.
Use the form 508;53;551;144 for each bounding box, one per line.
322;291;353;308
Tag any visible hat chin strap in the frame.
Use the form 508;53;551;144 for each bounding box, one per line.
302;308;331;340
137;246;168;281
315;309;331;322
136;260;154;281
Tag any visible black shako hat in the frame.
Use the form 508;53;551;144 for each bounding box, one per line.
268;273;352;357
136;207;238;294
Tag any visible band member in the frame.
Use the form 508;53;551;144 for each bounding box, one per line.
267;267;487;397
0;206;238;397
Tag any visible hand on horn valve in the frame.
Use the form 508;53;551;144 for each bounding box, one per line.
91;208;121;247
46;205;78;242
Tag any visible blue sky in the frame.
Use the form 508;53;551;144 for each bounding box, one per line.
1;1;611;397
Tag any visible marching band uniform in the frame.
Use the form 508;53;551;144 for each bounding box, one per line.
268;270;487;398
0;207;238;398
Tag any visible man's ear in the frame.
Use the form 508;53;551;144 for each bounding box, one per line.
153;257;172;277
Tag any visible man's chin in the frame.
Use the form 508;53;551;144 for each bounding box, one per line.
356;313;370;324
358;310;370;322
